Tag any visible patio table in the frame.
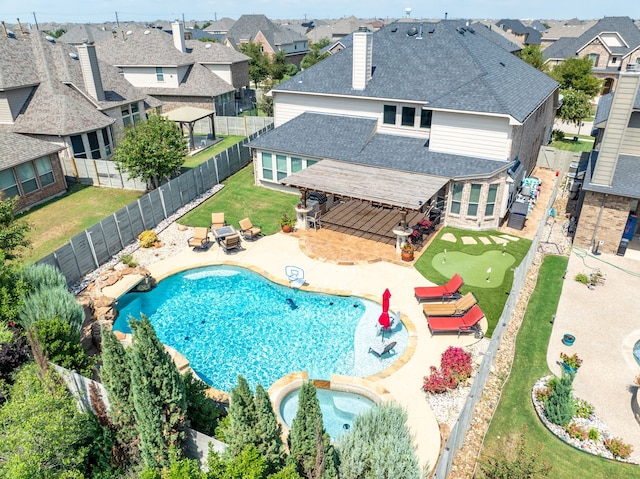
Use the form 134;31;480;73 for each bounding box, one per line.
212;225;237;243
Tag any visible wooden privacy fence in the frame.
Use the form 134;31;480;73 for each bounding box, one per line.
38;126;272;286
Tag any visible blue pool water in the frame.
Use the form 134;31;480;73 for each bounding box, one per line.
634;340;640;366
114;265;407;391
280;388;374;441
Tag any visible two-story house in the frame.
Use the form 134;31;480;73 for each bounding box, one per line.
543;16;640;95
247;21;558;235
573;66;640;255
0;28;155;202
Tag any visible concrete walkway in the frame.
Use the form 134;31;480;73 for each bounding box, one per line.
548;248;640;462
138;232;486;470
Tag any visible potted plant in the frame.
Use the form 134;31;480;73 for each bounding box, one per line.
401;242;414;261
560;351;582;374
280;213;295;233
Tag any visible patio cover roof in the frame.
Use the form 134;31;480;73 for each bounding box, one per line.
282;160;449;211
162;106;215;122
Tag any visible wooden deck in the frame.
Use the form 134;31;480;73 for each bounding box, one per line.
320;201;426;246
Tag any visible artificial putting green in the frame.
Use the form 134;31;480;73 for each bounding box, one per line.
432;250;516;288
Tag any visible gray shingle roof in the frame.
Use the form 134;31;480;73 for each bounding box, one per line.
185;40;249;64
495;19;542;45
225;14;308;51
543;16;640;61
58;24;116;45
470;22;522;53
204;18;236;33
248;112;509;179
0;131;64;169
584;152;640;198
95;28;193;66
275;21;558;124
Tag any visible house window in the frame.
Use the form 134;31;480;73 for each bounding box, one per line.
383;105;397;125
131;103;140;123
17;162;38;194
262;152;273;180
35;157;54;187
291;157;303;173
587;53;599;67
401;107;416;127
450;182;463;215
420;109;433;128
87;131;101;159
306;159;318;167
156;67;164;81
485;184;499;217
276;154;287;181
467;184;482;217
70;135;86;158
102;128;112;156
612;57;617;64
122;106;132;127
122;103;141;127
0;170;19;197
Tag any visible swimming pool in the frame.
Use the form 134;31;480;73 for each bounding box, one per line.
114;265;407;391
280;387;374;441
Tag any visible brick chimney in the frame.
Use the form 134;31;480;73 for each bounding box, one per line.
172;21;186;53
76;42;105;102
352;26;372;90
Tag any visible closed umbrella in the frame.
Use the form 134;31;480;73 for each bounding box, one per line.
378;288;391;335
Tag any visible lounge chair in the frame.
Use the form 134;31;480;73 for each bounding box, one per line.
220;234;241;253
422;292;477;317
377;310;401;336
211;212;226;229
369;340;397;357
285;265;305;289
239;218;262;241
414;273;464;302
426;304;485;338
187;227;211;251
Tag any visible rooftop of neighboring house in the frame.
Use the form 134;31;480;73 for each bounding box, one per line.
584;151;640;198
541;19;599;41
185;39;250;64
0;131;64;170
543;16;640;60
203;17;236;33
0;30;149;136
225;14;308;51
471;21;523;52
495;19;542;44
275;20;558;124
58;24;116;44
249;112;510;179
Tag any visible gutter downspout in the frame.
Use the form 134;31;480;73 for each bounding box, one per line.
589;193;607;252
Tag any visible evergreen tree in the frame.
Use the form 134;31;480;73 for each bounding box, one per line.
22;263;67;292
544;371;576;426
337;403;421;479
288;381;337;479
183;372;221;436
225;375;258;457
129;316;187;469
254;384;285;475
18;286;85;334
269;51;288;81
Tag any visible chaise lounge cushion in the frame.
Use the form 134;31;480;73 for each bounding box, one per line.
422;292;477;317
426;304;484;337
414;274;464;302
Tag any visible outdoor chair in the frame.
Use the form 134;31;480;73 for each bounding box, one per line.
414;274;464;302
426;304;485;338
239;218;262;241
187;227;211;251
368;340;397;357
422;292;478;317
211;212;226;229
377;310;401;336
220;234;241;254
306;211;321;231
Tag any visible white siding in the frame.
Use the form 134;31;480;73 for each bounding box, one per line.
204;64;232;84
122;66;181;88
0;88;33;123
0;94;11;124
620;111;640;156
429;111;511;160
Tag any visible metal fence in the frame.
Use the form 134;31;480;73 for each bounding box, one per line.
433;172;561;478
39;125;273;286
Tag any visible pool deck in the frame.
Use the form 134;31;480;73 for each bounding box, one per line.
130;232;486;470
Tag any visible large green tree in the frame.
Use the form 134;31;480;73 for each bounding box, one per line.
225;375;258;457
113;112;187;190
183;372;221;436
300;39;330;70
129;315;187;469
287;381;336;479
269;51;288;82
550;57;602;98
254;384;285;475
240;41;270;88
518;45;546;71
557;88;592;128
337;403;421;479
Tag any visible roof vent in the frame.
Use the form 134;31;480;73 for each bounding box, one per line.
428;28;435;34
205;43;212;48
68;52;79;60
45;34;55;42
467;26;475;33
126;30;133;35
144;30;151;35
417;24;423;39
6;29;16;39
456;27;465;34
499;61;506;67
407;26;418;36
391;26;398;32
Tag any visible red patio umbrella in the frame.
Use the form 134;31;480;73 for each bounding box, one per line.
378;288;392;330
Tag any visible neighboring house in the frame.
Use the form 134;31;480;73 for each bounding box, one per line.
58;24;116;45
0;131;66;210
248;21;558;232
543;16;640;95
573;68;640;254
0;28;154;168
94;22;245;115
495;19;542;45
540;18;599;48
204;17;236;35
224;14;310;67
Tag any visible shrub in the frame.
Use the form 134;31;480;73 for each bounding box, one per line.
138;230;158;248
441;346;472;383
574;398;594;419
18;287;85;335
22;264;67;291
33;317;95;376
564;422;587;440
120;254;138;268
605;437;633;459
560;352;582;369
182;372;221;437
544;371;576;426
0;324;31;387
422;366;456;394
588;428;600;441
535;385;553;402
574;273;589;284
552;129;565;141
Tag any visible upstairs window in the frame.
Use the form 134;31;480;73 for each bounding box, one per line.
401;107;416;127
587;53;599;67
420;109;433;128
383;105;397;125
156;67;164;81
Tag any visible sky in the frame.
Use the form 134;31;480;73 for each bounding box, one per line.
0;0;638;25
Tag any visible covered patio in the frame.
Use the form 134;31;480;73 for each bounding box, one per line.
162;106;216;151
283;160;449;245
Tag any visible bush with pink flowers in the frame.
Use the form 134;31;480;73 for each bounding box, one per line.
422;346;472;394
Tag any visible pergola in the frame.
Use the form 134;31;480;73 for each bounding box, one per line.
162;106;215;151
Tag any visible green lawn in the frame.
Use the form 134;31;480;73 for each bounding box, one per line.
479;255;638;478
181;135;246;169
18;184;143;264
178;165;299;234
551;138;594;152
414;227;531;337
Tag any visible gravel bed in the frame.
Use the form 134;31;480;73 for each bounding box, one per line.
532;375;638;464
69;184;224;295
425;339;491;428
